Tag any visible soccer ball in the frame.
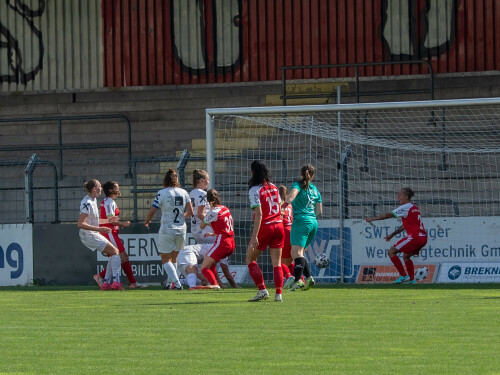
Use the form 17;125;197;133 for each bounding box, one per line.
314;253;330;268
415;266;429;281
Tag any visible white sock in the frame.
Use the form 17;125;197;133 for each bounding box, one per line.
187;273;198;288
104;259;113;284
110;254;121;283
163;262;181;288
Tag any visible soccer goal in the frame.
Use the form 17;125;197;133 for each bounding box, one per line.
205;98;500;283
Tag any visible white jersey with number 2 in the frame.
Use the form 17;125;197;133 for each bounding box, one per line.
153;187;191;235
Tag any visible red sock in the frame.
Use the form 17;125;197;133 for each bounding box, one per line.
99;268;106;279
405;259;415;280
390;255;407;277
122;261;136;284
274;266;283;294
281;264;291;279
248;261;266;290
202;267;218;285
289;262;295;277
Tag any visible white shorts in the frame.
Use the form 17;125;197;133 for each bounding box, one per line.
177;245;202;266
80;232;109;253
158;234;185;254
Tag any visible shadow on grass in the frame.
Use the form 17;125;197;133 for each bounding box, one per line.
1;283;499;292
144;300;248;306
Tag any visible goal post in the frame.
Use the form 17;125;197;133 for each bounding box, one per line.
205;98;500;283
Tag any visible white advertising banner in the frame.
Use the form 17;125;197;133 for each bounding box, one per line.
438;262;500;283
0;224;33;286
350;216;500;265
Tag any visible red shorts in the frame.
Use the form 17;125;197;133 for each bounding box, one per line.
207;235;235;262
102;231;125;253
256;222;285;251
282;225;292;258
394;236;427;254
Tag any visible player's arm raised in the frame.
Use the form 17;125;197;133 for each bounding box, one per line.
364;212;393;222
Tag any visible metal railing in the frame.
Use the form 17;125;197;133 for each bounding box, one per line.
0;114;132;179
280;60;434;105
0;154;59;223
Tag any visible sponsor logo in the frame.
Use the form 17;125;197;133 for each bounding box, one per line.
448;265;461;280
357;264;436;283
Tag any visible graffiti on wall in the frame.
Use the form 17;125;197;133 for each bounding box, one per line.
171;0;241;75
381;0;457;59
0;0;45;84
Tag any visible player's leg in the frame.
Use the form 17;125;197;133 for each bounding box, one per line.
97;231;113;281
301;222;319;291
246;245;266;290
159;234;183;289
102;242;123;289
389;241;409;283
402;236;428;283
201;255;219;288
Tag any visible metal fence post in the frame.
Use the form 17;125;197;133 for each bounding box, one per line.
176;149;191;188
24;154;38;223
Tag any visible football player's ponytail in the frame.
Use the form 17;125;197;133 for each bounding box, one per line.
207;189;221;207
299;164;315;190
163;168;179;188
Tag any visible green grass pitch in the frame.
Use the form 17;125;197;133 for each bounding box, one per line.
0;284;499;374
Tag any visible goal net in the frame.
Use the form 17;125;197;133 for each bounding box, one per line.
205;98;500;283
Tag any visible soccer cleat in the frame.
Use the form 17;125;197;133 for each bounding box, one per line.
207;285;221;290
93;274;103;288
274;294;283;302
406;279;417;284
289;279;305;292
248;289;270;302
393;275;410;284
303;276;315;291
164;282;176;290
283;276;295;290
129;282;148;289
100;282;112;291
111;282;124;290
170;284;183;290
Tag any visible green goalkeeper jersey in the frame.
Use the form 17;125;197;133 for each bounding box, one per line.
290;181;322;221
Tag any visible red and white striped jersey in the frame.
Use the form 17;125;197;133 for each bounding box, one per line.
248;183;282;225
100;197;119;230
392;203;427;238
282;203;293;227
203;205;234;237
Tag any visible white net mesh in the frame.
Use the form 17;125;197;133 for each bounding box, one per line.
207;100;500;283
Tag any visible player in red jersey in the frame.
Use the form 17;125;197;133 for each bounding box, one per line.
94;181;147;289
199;189;236;289
365;188;428;284
246;161;285;302
279;185;295;288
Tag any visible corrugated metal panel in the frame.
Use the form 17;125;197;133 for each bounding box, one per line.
102;0;500;87
1;0;497;91
0;0;102;92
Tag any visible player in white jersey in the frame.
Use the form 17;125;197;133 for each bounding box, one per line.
144;168;193;290
77;179;123;290
190;169;213;244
